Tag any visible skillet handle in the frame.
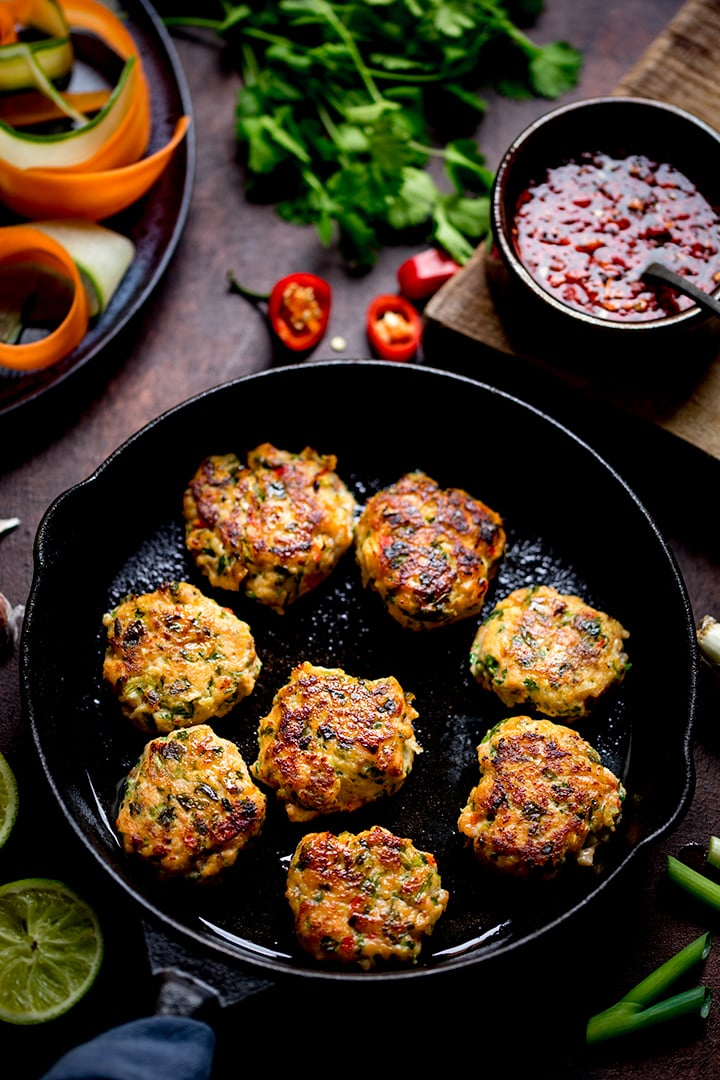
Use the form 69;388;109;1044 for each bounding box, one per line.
154;968;221;1018
142;920;273;1016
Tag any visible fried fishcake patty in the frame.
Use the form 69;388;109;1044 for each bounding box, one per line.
457;715;625;878
251;662;421;822
469;585;630;719
354;470;506;630
286;825;449;969
183;443;358;613
116;724;266;881
102;581;261;735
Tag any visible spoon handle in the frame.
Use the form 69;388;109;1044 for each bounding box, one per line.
642;261;720;320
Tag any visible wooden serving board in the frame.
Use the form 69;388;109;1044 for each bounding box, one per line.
424;0;720;461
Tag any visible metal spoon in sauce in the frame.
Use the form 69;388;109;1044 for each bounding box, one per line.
642;261;720;320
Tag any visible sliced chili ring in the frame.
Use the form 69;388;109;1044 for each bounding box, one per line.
366;293;423;362
268;272;332;351
396;248;462;300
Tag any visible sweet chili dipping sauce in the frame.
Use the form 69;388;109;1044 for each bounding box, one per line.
512;151;720;321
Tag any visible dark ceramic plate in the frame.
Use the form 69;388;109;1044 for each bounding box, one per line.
0;0;195;420
22;361;698;990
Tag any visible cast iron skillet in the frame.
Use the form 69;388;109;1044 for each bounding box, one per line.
21;360;698;996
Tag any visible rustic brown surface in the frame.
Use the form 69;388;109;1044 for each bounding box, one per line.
425;0;720;461
2;1;720;1076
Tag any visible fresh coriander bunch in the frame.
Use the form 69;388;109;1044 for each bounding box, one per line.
166;0;582;267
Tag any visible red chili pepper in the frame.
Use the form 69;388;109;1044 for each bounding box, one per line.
396;248;462;300
267;272;331;351
366;293;423;362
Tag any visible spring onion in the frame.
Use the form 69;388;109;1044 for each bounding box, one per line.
697;615;720;670
668;853;720;912
586;932;713;1045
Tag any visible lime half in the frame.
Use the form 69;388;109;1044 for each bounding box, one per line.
0;751;19;850
0;878;104;1024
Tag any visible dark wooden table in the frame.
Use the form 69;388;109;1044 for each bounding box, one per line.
3;0;720;1074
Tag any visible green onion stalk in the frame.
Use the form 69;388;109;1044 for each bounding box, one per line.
585;933;712;1045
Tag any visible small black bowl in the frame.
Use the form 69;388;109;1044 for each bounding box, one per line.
489;96;720;356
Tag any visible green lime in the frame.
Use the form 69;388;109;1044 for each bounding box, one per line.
0;878;104;1024
0;751;19;850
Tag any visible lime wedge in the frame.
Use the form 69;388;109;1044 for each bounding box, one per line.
0;878;104;1025
0;751;19;850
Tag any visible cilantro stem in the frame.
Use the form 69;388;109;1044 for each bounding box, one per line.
408;139;490;183
585;933;713;1046
226;271;269;302
668;855;720;911
477;0;542;59
162;17;225;31
313;0;384;105
364;64;476;84
242;27;299;48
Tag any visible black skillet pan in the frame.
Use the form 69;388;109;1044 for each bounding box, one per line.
21;359;698;1005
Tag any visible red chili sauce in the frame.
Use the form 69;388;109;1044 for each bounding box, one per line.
512;151;720;321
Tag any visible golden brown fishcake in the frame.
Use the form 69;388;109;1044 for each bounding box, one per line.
354;470;506;630
469;584;630;719
183;443;358;613
286;825;449;969
457;715;625;878
102;580;261;735
115;724;266;881
251;661;421;822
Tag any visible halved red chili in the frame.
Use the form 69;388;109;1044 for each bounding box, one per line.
396;248;462;300
366;293;422;362
267;272;331;352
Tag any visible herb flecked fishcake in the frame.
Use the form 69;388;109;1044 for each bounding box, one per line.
286;825;449;969
469;584;630;719
116;724;266;881
457;715;625;879
354;470;506;630
252;662;422;822
102;580;261;735
183;443;358;613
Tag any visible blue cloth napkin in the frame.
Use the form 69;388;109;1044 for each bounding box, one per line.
39;1017;216;1080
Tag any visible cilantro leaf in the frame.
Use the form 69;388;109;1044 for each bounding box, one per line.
386;167;440;230
167;0;583;267
528;41;583;97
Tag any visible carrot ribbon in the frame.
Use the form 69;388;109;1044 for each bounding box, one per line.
0;223;88;370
